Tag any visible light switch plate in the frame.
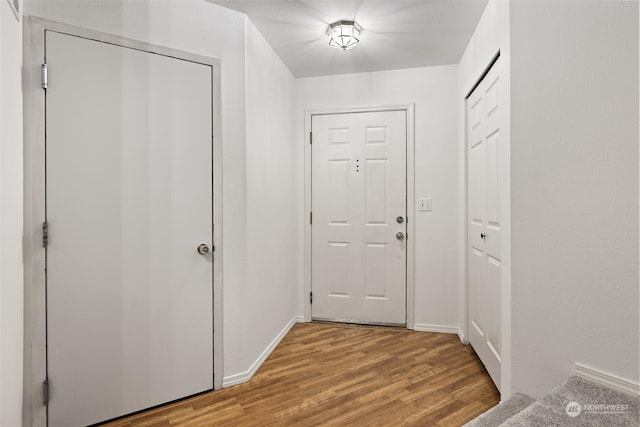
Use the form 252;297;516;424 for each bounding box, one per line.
418;198;432;212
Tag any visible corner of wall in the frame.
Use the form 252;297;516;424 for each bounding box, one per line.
240;9;298;383
222;316;298;387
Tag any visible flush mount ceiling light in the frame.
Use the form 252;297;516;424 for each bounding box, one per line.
327;20;362;51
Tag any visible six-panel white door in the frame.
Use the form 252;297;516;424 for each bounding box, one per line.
467;58;503;390
45;31;214;426
311;111;407;325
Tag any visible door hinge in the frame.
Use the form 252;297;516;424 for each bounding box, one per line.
43;378;49;405
309;132;312;144
310;212;312;224
310;292;313;304
41;63;48;90
42;221;48;248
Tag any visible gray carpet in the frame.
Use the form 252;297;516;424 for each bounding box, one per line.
464;393;535;427
503;376;639;426
465;376;639;426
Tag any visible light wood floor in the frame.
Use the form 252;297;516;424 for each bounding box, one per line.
105;323;499;427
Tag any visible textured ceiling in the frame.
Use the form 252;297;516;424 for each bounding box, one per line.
209;0;488;78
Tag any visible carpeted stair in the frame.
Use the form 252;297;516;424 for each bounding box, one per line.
464;393;535;426
464;376;639;426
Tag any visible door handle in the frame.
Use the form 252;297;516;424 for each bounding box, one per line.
480;233;486;240
197;243;210;255
396;232;405;241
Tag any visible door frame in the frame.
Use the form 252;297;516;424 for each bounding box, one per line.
462;51;512;398
22;17;224;427
303;105;416;329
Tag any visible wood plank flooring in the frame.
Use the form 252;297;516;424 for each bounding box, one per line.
105;323;499;427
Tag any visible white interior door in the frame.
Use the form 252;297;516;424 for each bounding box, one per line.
45;31;214;426
311;110;407;325
467;58;503;390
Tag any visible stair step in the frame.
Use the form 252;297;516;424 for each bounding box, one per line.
501;376;639;426
463;393;535;427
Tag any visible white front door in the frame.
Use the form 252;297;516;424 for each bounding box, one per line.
45;31;214;426
311;111;407;325
467;58;503;390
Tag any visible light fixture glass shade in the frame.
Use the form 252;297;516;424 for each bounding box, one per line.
328;20;362;51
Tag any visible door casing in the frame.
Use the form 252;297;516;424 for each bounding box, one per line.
22;17;224;427
303;105;415;329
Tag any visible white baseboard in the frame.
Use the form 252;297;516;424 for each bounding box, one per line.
413;323;459;334
222;316;298;388
294;314;305;323
574;363;640;396
457;328;469;345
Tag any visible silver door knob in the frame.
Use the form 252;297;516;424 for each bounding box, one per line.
396;232;405;241
396;216;404;224
197;243;210;255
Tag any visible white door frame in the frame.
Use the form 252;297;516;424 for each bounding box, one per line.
462;51;512;398
303;105;416;329
22;17;224;427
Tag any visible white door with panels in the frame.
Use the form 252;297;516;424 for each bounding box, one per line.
311;111;407;325
45;31;214;426
467;58;504;390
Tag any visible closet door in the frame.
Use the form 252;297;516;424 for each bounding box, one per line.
467;58;503;390
45;30;214;426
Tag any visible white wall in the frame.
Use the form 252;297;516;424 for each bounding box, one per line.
457;0;511;395
0;1;24;426
234;18;297;383
295;65;460;330
24;0;297;401
510;0;639;398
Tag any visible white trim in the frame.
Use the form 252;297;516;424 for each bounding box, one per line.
5;0;20;21
457;328;468;344
405;104;416;330
575;363;640;396
458;84;469;347
23;17;224;427
413;324;459;335
222;316;299;388
23;18;47;427
303;110;312;322
303;104;416;328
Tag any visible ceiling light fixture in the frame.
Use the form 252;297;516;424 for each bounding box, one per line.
327;20;362;51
